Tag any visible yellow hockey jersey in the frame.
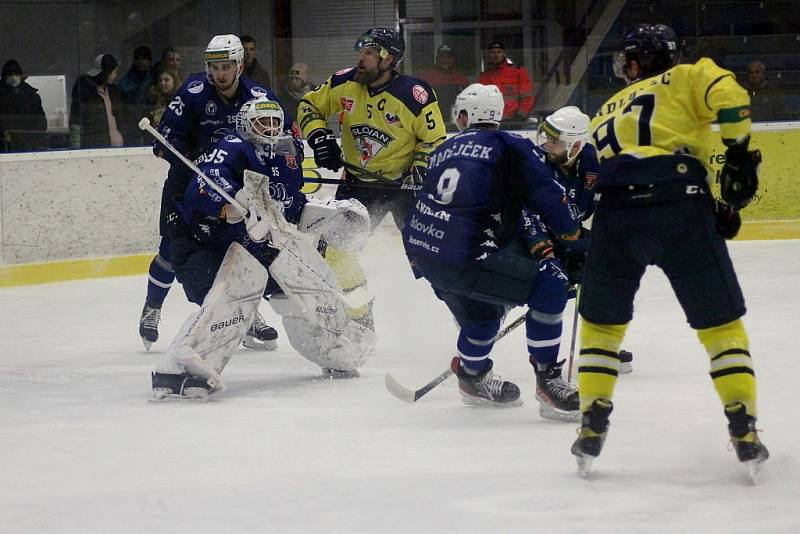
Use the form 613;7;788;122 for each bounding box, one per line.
591;58;751;182
297;68;446;181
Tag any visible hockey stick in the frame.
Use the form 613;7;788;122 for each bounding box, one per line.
385;311;527;403
302;176;422;192
566;285;580;383
138;117;248;214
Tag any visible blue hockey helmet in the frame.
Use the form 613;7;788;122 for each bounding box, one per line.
354;28;405;67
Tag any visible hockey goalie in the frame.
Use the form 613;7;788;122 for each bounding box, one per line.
149;96;374;401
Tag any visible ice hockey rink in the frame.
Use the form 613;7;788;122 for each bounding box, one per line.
1;228;798;533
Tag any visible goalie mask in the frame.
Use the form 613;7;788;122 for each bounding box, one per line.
204;34;245;85
236;97;294;156
451;83;504;131
536;106;590;165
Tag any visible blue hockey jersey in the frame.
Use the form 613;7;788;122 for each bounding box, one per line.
176;130;307;247
154;72;301;164
520;142;599;250
402;128;580;266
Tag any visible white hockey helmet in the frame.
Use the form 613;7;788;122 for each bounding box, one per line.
537;106;591;164
204;34;245;82
451;83;505;131
236;97;293;155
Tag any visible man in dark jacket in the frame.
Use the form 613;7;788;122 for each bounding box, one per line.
69;53;125;148
240;35;272;89
0;59;47;151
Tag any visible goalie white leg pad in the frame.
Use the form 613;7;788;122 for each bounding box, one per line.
269;250;376;371
277;313;376;371
154;242;269;386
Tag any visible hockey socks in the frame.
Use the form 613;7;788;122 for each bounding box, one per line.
697;319;757;416
576;320;628;412
457;320;501;374
146;253;175;308
325;246;373;327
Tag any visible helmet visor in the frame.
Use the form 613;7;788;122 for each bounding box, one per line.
354;36;389;59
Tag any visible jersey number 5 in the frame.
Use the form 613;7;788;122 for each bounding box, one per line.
593;94;655;161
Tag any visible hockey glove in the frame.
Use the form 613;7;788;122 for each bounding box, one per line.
308;128;342;172
402;165;427;186
224;190;247;224
559;227;591;255
713;199;742;240
720;140;760;210
538;257;570;288
233;189;271;243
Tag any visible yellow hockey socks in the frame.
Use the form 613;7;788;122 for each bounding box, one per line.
697;319;757;416
577;320;628;412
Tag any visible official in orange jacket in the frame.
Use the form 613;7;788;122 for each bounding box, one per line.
479;41;534;122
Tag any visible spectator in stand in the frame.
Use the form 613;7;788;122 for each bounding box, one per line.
419;44;470;127
276;62;312;119
479;41;534;125
240;35;272;89
119;46;153;104
152;47;182;81
146;68;181;126
742;60;786;121
69;53;125;148
0;59;47;151
119;46;154;145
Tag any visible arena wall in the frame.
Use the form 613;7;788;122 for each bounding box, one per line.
1;123;798;287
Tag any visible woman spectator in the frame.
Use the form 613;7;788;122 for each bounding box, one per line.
147;69;181;126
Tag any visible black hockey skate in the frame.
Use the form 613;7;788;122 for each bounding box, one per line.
242;312;278;350
533;359;580;422
139;303;161;351
571;398;614;477
150;372;212;402
451;357;522;407
618;349;633;374
320;367;361;379
724;401;769;483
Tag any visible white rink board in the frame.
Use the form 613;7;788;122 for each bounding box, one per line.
0;143;326;266
0;148;166;264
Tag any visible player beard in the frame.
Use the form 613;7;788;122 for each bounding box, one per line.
354;65;381;85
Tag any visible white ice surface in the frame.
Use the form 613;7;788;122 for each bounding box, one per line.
1;229;799;533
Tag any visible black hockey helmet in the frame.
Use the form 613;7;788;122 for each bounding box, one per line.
623;23;679;76
354;27;405;67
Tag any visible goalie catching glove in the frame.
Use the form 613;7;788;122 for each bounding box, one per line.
720;139;761;210
225;189;271;243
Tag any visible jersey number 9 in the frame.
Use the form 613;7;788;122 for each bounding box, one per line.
434;167;460;204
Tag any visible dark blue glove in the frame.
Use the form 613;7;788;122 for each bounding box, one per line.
538;257;570;288
308;128;342;172
559;227;591;254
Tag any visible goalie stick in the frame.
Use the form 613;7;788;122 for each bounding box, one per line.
385;312;527;403
138;118;248;215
